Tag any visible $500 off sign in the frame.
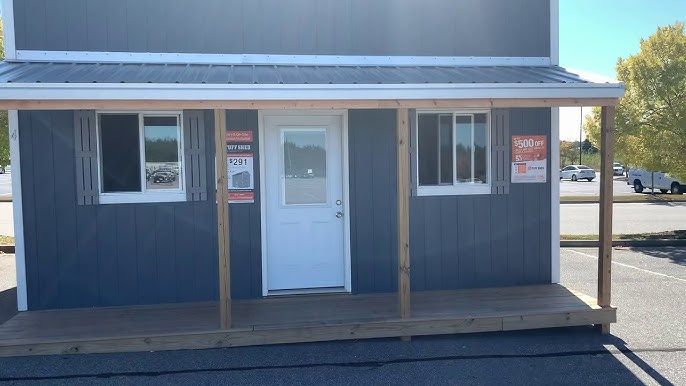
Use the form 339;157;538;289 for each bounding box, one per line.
511;135;547;183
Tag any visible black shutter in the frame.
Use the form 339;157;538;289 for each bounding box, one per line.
74;110;99;205
491;109;510;195
183;110;208;201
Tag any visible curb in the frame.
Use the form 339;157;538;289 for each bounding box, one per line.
561;239;686;248
560;200;682;204
560;197;684;204
0;196;12;203
0;245;15;254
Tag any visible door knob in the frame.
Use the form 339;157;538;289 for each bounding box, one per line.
336;211;343;218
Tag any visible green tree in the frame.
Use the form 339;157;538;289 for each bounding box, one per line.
0;19;9;168
584;22;686;181
559;140;579;167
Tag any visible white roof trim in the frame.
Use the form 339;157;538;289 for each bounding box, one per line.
14;50;552;67
564;68;619;84
0;82;625;101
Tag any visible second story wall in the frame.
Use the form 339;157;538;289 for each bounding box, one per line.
13;0;551;58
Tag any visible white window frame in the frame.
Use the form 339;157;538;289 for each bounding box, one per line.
96;111;186;204
415;109;492;196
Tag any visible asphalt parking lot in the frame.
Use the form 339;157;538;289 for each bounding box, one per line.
0;246;684;385
561;202;686;235
0;171;11;197
559;173;635;197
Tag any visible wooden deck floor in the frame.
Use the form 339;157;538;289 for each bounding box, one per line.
0;284;615;357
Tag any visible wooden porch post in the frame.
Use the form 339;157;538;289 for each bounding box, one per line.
397;109;411;320
215;109;231;330
597;106;615;334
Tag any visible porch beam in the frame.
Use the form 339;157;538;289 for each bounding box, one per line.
397;108;411;320
215;109;231;330
0;98;620;111
597;105;615;334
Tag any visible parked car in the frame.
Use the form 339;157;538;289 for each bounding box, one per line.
152;171;176;183
613;162;624;176
0;166;5;174
560;165;596;182
627;168;684;194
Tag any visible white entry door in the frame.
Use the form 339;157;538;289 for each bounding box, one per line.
262;114;348;293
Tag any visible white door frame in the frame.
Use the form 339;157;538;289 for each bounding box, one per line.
258;110;351;296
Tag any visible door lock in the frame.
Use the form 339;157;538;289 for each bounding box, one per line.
336;211;343;218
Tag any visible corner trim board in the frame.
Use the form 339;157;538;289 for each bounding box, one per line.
550;0;559;65
551;107;561;283
8;110;27;311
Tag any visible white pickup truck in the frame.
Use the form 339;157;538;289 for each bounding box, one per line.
628;169;684;194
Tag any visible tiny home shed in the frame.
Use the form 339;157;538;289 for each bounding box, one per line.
0;0;623;356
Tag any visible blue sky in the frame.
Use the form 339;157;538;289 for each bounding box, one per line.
560;0;686;78
558;0;686;140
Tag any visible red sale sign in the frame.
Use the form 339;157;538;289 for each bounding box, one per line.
226;131;253;143
511;135;547;183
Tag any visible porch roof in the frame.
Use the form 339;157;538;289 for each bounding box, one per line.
0;61;624;109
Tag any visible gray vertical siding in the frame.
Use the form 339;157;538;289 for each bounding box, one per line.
348;110;399;294
351;108;552;294
226;110;263;299
21;108;551;310
20;109;264;309
14;0;550;58
19;110;221;310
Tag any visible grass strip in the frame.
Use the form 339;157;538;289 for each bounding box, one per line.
0;235;15;245
561;230;686;241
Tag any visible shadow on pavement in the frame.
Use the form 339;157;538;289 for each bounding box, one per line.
0;326;677;385
611;340;676;386
0;287;17;325
629;247;686;266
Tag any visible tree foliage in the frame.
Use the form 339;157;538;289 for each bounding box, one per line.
584;22;686;180
0;19;9;167
559;141;579;167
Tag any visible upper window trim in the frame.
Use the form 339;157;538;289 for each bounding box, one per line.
415;109;492;196
95;111;185;205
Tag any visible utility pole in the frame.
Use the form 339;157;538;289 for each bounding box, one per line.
579;107;583;164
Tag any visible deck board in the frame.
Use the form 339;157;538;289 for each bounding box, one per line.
0;284;615;357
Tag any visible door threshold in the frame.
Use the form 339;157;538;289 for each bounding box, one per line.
266;287;349;297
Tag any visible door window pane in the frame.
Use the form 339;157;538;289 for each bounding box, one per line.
455;115;472;182
418;114;439;186
100;114;141;193
144;116;181;190
283;130;327;205
473;114;488;184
